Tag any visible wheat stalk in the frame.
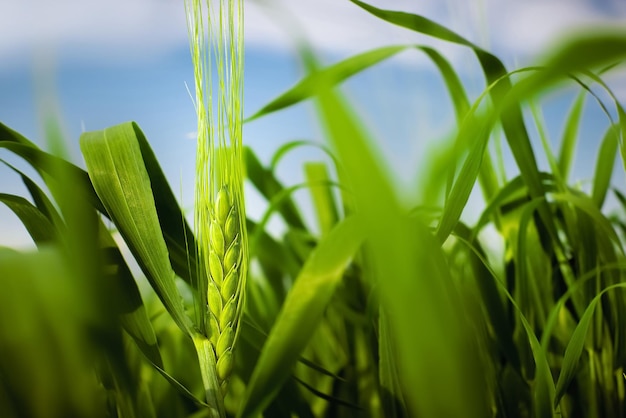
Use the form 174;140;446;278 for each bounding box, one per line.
185;0;246;411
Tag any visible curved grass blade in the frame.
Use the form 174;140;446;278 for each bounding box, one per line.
238;216;365;418
249;180;343;255
246;46;406;121
454;222;521;371
347;0;626;249
454;235;557;418
247;44;481;125
0;141;105;215
305;162;339;236
268;140;337;172
293;376;362;411
244;146;306;230
378;310;408;417
0;193;56;246
554;283;626;408
592;124;619;208
558;92;586;181
1;161;64;229
239;317;348;382
80;122;193;335
312;55;492;416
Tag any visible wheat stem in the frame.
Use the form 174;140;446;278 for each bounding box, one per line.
185;0;246;411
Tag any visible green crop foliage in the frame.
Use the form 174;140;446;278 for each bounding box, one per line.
2;1;626;417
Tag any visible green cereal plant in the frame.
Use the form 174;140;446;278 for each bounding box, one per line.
185;0;248;411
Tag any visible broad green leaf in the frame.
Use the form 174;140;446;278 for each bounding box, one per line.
80;122;193;335
1;122;195;285
239;216;365;418
130;124;198;285
312;59;491;417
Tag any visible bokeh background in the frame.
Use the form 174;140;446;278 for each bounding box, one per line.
2;0;626;247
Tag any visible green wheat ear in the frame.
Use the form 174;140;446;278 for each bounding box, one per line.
185;0;246;402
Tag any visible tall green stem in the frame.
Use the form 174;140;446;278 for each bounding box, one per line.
185;0;247;415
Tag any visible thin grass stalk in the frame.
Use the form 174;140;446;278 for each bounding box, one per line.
186;0;247;415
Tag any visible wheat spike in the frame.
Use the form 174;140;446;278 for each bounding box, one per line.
206;185;242;389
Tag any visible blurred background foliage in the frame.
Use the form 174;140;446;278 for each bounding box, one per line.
2;1;626;417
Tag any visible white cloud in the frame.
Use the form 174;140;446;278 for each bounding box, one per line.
0;0;625;68
0;0;186;68
487;0;626;61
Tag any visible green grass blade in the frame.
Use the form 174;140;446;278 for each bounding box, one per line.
592;124;619;208
347;0;564;248
558;92;586;180
246;46;406;121
238;216;365;418
349;0;474;46
249;181;340;256
454;223;521;370
436;112;491;242
312;58;491;416
0;247;108;418
378;311;408;417
0;193;56;246
455;236;557;418
269;140;337;173
244;146;306;230
80;121;193;335
1;161;65;228
554;283;626;408
0;137;105;215
304;162;339;236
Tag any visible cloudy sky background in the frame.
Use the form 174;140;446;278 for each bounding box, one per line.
1;0;626;247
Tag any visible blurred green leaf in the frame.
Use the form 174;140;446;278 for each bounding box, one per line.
239;216;365;418
304;162;339;236
592;124;619;208
558;92;585;181
0;247;107;418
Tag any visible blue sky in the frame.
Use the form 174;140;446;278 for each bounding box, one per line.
1;0;626;248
